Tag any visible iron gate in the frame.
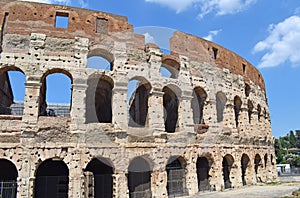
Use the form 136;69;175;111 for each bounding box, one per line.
0;181;17;198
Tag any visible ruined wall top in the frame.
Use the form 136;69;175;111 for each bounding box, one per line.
0;0;265;90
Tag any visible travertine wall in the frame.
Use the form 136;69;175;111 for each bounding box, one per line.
0;1;277;197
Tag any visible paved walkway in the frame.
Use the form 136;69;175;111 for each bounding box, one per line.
186;183;300;198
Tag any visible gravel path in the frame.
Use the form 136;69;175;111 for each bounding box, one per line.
186;183;300;198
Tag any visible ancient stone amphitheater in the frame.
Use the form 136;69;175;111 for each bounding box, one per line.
0;1;278;197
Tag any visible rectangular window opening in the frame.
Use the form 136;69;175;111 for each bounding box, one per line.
242;64;246;74
55;12;69;28
212;47;218;60
96;18;108;34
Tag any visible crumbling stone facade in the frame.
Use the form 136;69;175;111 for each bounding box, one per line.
0;1;278;197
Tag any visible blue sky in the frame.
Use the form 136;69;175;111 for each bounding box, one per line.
12;0;300;137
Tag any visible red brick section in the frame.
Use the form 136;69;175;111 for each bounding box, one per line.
0;1;132;40
0;1;265;91
170;31;265;91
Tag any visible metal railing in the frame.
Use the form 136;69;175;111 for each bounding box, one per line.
167;169;188;197
0;181;17;198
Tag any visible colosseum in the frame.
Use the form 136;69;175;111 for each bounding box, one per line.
0;0;278;197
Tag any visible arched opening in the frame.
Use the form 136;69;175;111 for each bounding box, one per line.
192;87;207;124
196;157;211;191
0;159;18;198
248;100;254;124
216;91;227;123
86;75;113;123
39;70;72;117
34;159;69;198
257;104;261;122
163;86;180;133
160;58;180;78
245;83;251;97
0;67;25;115
241;154;250;186
84;158;113;198
166;156;187;196
264;154;268;169
234;96;242;127
87;48;114;71
254;154;262;182
222;154;234;189
271;154;274;165
128;157;152;198
127;78;151;127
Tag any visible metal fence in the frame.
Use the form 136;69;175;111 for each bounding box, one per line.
0;181;17;198
167;169;188;197
129;189;152;198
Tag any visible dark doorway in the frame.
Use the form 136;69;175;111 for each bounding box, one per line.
222;155;234;189
128;157;151;198
84;158;113;198
166;157;187;196
0;159;18;198
196;157;210;191
34;159;69;198
241;154;250;186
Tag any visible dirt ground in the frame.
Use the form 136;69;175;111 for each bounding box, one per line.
186;182;300;198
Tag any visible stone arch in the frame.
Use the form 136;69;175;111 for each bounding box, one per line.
241;153;250;186
216;91;227;123
0;66;25;115
34;158;69;198
166;156;187;196
160;55;180;78
128;156;152;197
222;154;234;189
86;74;114;123
271;154;274;165
128;76;152;127
264;154;268;169
84;157;114;198
163;85;181;133
196;155;212;191
234;96;242;127
254;154;262;182
245;83;251;97
192;86;207;124
257;104;262;122
87;47;114;71
248;100;254;124
0;158;18;198
39;68;73;116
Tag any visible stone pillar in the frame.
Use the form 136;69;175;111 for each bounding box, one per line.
21;79;40;138
232;161;243;188
112;81;128;130
70;80;87;142
150;169;168;198
16;149;32;198
185;159;198;195
113;171;128;198
148;89;164;132
180;93;195;134
68;152;83;198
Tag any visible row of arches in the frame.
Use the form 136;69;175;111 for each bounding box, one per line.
0;67;72;117
0;66;267;132
0;153;274;197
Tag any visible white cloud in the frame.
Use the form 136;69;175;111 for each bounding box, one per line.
19;0;85;7
203;29;222;41
145;0;256;17
143;32;156;44
253;16;300;68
